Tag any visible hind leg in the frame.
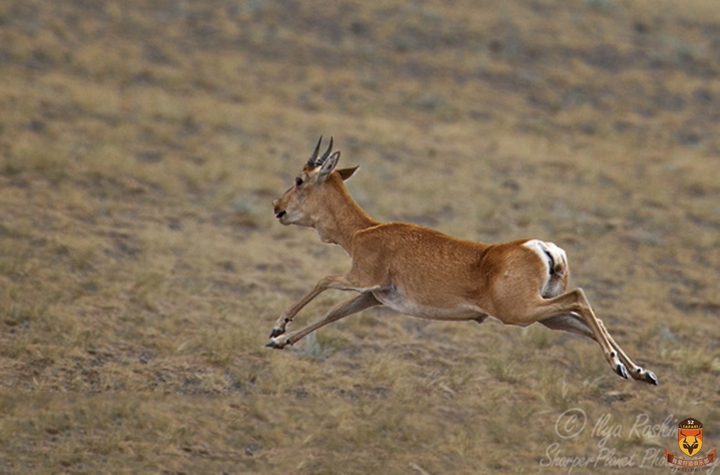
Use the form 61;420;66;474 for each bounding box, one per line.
539;308;657;385
506;288;658;383
595;319;657;385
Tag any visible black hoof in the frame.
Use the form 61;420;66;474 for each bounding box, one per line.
615;363;628;380
269;327;285;339
265;340;284;349
644;371;658;386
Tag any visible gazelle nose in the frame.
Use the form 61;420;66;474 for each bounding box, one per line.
272;199;286;219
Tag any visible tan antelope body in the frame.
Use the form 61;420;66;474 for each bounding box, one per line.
269;137;658;385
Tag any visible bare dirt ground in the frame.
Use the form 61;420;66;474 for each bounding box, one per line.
0;0;719;473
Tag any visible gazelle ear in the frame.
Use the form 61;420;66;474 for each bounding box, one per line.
337;165;359;181
317;151;340;181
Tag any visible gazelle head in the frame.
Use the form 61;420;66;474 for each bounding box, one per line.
273;136;358;227
680;430;700;455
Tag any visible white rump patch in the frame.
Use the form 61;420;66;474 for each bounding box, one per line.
523;240;568;297
523;239;567;275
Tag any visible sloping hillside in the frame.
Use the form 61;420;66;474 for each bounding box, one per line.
0;0;718;472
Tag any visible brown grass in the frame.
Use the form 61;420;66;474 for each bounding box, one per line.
0;0;719;472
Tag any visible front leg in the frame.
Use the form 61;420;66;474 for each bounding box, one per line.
267;292;381;349
269;274;380;338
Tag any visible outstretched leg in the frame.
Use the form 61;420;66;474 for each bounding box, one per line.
267;292;382;349
596;319;658;385
540;313;658;384
269;274;383;338
521;288;657;385
540;314;596;340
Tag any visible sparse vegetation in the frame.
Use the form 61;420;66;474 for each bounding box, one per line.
0;0;719;472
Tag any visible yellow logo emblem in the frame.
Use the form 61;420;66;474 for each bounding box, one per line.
665;417;716;468
678;418;703;457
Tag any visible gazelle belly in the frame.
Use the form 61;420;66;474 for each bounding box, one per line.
372;287;485;321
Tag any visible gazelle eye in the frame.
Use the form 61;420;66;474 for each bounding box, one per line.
295;177;303;187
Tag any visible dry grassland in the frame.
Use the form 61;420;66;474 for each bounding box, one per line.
0;0;719;473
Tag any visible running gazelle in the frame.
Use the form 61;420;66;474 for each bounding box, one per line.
268;137;658;385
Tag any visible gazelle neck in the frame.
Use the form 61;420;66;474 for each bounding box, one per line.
312;179;377;253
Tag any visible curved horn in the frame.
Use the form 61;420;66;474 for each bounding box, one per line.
307;136;323;167
317;136;333;166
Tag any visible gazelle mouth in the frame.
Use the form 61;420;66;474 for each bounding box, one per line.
275;210;287;219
